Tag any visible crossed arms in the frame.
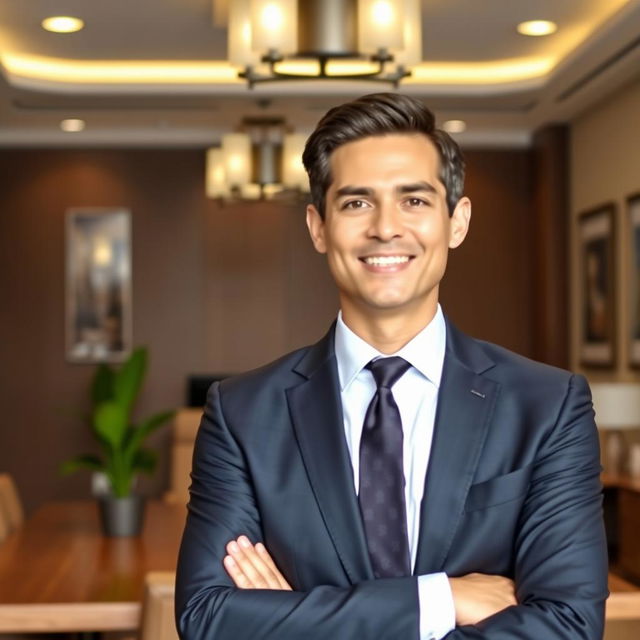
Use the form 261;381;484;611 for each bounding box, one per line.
175;375;608;639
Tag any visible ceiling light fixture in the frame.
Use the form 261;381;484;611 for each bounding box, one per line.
206;118;309;200
442;119;467;134
516;20;557;37
60;118;86;132
228;0;422;88
42;16;85;34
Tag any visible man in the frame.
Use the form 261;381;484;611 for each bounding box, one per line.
176;93;608;639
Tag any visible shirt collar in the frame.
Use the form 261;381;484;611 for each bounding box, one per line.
334;305;447;392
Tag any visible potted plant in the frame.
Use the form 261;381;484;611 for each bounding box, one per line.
62;347;174;536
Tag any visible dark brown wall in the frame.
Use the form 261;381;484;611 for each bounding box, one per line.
0;147;534;514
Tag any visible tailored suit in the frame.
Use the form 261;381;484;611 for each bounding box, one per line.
176;318;608;639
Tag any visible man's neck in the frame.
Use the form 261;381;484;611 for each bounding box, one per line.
340;300;439;354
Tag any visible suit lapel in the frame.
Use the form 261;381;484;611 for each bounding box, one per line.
286;327;374;583
414;321;500;574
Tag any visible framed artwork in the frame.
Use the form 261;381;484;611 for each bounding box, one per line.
578;203;616;368
628;193;640;368
65;208;132;363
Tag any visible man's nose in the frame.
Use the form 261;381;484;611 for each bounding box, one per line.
367;203;404;241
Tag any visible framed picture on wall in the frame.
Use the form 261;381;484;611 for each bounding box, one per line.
628;193;640;368
578;203;616;368
65;208;132;363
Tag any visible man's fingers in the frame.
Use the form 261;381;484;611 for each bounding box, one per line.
225;537;288;589
223;555;253;588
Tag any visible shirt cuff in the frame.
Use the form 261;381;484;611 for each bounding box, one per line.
417;572;456;640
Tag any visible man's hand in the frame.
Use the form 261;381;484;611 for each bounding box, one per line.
449;573;517;626
223;536;292;590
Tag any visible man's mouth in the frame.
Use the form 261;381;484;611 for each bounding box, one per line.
361;255;412;267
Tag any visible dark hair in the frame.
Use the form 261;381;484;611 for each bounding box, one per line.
302;92;465;218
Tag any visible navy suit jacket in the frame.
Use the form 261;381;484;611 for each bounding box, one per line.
176;320;608;639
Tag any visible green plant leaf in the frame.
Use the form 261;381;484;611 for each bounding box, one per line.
113;347;147;412
60;454;104;475
133;448;157;474
94;401;128;449
91;363;114;407
124;410;175;460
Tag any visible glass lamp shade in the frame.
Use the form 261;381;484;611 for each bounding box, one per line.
222;133;252;188
358;0;404;53
250;0;297;54
395;0;422;65
282;133;309;191
205;148;230;199
228;0;260;67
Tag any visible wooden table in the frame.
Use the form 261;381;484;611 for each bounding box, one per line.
0;500;185;633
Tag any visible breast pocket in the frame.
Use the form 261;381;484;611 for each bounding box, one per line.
464;465;532;512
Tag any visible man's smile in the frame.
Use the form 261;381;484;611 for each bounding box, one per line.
359;254;415;271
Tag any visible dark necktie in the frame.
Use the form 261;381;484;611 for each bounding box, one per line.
358;356;412;578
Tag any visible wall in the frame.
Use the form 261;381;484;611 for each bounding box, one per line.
0;147;534;513
570;77;640;380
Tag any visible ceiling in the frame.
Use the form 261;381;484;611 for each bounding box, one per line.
0;0;639;148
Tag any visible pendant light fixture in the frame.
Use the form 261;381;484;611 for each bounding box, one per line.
206;117;309;200
228;0;422;88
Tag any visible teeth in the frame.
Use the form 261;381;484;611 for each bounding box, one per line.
364;255;410;266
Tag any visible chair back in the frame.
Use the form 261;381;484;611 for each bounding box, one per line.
140;571;178;640
0;473;24;532
164;408;201;506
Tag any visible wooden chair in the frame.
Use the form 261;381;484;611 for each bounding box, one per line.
164;408;202;507
0;473;24;533
139;571;178;640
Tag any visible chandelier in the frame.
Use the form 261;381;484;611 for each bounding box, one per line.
206;117;309;200
227;0;422;88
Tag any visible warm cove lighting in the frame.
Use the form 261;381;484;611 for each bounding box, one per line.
517;20;557;37
1;52;555;88
41;16;85;33
1;54;240;84
408;57;554;85
60;119;85;132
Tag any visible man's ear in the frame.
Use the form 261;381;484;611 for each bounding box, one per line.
449;196;471;249
306;204;327;254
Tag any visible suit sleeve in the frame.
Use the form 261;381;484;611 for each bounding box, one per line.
446;373;608;640
175;382;420;640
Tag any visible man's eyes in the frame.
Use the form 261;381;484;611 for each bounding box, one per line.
339;196;432;210
341;199;369;210
404;197;430;207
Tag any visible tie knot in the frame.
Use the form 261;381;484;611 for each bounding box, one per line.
366;356;411;389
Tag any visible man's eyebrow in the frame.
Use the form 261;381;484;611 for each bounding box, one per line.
397;181;437;195
334;186;375;199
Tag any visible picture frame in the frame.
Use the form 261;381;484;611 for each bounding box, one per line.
628;193;640;368
65;208;132;363
578;203;616;368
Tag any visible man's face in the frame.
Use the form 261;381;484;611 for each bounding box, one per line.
306;133;470;324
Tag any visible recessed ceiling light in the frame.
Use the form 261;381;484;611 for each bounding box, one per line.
42;16;85;33
442;120;466;134
517;20;557;37
60;119;85;133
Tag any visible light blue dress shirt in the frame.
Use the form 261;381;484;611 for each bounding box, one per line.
334;305;455;640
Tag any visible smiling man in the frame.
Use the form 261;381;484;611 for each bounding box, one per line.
176;93;607;640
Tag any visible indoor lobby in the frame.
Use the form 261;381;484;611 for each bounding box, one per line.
1;1;640;638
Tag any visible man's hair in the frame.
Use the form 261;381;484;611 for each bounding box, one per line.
302;92;465;218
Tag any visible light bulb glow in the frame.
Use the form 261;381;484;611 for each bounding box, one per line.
42;16;84;33
261;4;284;30
371;1;394;26
517;20;557;37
